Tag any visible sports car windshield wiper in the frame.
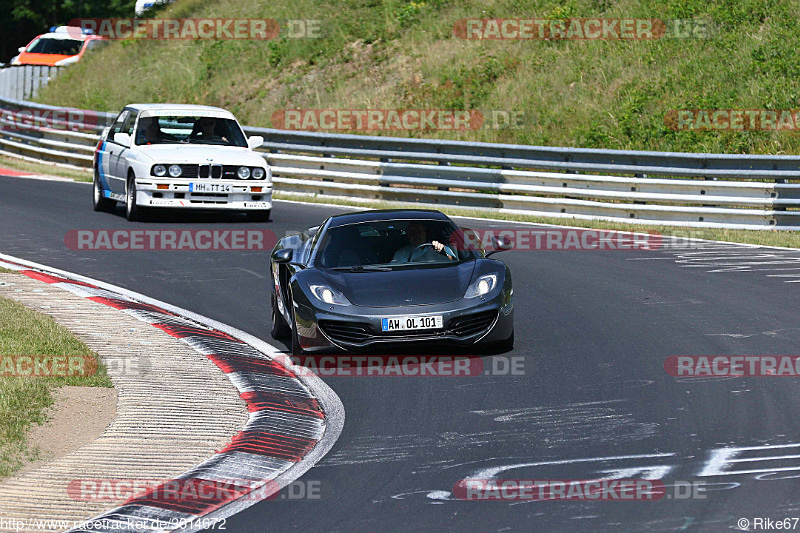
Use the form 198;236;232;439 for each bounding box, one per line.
331;265;393;272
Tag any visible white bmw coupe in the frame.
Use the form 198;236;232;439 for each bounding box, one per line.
93;103;272;221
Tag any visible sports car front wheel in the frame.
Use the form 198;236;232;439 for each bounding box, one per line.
270;293;290;340
290;313;304;356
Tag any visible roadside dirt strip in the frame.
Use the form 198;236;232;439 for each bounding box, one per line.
0;254;344;532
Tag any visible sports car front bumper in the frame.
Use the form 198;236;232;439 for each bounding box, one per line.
293;292;513;353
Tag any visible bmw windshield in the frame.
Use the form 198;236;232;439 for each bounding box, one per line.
134;115;247;147
312;219;482;269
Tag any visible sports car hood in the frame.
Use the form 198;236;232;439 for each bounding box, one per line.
136;145;265;166
325;261;476;307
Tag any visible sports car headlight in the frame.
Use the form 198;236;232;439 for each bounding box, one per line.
237;166;251;179
309;285;350;306
252;167;265;179
168;165;182;178
464;274;498;299
153;165;167;177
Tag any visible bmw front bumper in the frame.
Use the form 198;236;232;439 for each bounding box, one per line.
134;179;272;210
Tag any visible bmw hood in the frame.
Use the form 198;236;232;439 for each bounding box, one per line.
324;261;476;307
137;145;265;166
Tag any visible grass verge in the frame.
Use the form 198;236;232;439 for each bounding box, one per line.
274;191;800;249
0;155;92;183
0;294;111;478
36;0;800;155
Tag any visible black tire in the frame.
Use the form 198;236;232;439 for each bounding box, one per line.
291;313;304;356
270;293;291;340
92;169;115;212
247;210;271;222
125;174;144;222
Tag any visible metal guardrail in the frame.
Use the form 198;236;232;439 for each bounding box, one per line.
0;66;62;100
1;94;799;229
0;95;113;169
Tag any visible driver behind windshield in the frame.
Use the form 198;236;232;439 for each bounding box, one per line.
391;221;457;262
190;117;228;143
136;117;161;144
135;117;178;145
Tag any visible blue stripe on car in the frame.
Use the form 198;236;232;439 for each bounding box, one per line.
96;141;111;192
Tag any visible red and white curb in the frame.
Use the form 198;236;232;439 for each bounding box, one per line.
0;253;344;532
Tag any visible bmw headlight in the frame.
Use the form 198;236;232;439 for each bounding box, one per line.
464;274;498;299
153;165;167;177
252;167;265;180
237;166;251;179
168;165;182;178
309;285;350;306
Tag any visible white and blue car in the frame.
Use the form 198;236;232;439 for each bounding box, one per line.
93;104;272;221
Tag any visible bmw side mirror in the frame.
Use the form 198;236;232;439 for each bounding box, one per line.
113;132;131;147
247;135;264;149
272;248;293;264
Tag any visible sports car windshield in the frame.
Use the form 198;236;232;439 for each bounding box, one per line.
313;219;482;269
134;115;247;147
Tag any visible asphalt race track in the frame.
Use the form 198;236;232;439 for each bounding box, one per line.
3;174;800;532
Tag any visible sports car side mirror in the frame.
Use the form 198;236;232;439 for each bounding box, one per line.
247;136;264;149
272;248;293;264
486;235;513;257
457;227;484;254
18;47;26;53
113;132;131;147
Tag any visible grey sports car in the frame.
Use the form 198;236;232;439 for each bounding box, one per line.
269;209;514;354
